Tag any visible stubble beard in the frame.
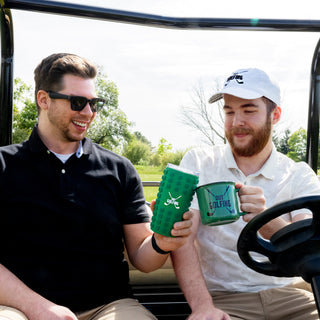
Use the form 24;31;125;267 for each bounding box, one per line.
47;108;87;143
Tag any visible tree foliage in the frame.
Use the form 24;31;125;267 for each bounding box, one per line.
157;138;172;156
123;131;152;165
147;138;185;169
273;129;291;155
12;78;37;143
287;127;307;162
87;69;132;150
123;139;151;165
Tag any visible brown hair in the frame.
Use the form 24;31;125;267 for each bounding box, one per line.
34;53;97;112
263;96;277;116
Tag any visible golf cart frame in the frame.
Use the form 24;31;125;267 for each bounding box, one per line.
1;1;320;318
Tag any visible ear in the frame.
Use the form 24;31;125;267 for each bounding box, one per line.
37;90;50;111
272;106;281;124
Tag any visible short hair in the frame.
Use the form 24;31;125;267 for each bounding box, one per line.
34;53;97;112
263;96;277;116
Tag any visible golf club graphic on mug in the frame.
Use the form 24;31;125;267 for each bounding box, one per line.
196;181;246;226
151;164;199;237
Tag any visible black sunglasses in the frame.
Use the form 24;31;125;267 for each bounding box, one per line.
47;91;106;112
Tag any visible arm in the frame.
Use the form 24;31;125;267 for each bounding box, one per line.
0;264;77;320
237;183;311;239
171;210;231;320
124;208;193;273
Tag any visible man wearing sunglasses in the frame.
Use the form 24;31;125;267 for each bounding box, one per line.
0;53;192;320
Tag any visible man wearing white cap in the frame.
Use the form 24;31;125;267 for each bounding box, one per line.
171;68;320;319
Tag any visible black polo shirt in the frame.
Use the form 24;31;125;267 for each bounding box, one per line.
0;127;150;312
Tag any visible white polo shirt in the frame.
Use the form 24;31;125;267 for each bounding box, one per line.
180;144;320;292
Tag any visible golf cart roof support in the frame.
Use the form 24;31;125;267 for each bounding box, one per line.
307;38;320;172
0;5;13;147
0;0;319;171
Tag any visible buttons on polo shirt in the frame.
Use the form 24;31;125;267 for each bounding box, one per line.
47;150;50;155
59;167;74;200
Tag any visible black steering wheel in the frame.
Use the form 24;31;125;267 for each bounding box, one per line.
237;195;320;282
237;195;320;315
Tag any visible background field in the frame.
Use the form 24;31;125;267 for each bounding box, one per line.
135;165;163;202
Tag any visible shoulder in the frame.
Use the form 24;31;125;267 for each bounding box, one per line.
84;138;130;163
88;140;137;174
0;142;28;174
275;151;314;172
182;145;225;163
274;151;320;187
0;141;27;157
180;145;226;171
91;142;128;161
184;145;225;158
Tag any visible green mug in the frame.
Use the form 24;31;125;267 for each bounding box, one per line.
196;181;246;226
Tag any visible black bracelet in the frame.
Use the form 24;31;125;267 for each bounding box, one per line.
151;234;171;255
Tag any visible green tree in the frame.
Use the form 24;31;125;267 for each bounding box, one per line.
152;138;186;168
12;78;37;143
88;109;132;151
159;149;186;167
85;69;132;151
287;127;307;162
273;129;291;155
157;138;172;156
123;139;151;165
133;131;152;147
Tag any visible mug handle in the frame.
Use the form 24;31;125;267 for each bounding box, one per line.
235;187;247;216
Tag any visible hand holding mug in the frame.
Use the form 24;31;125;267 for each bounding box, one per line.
235;182;266;222
197;181;266;226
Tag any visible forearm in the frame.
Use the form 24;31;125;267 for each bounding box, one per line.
130;234;169;273
0;264;45;316
253;213;311;240
258;216;289;239
0;264;77;320
124;211;193;273
171;243;214;312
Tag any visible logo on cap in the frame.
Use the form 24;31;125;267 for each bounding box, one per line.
209;68;280;106
225;70;248;86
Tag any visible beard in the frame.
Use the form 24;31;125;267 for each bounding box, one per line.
226;116;272;157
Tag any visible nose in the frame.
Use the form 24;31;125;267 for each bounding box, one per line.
80;102;94;115
232;112;245;127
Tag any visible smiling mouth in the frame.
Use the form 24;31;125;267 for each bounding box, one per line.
235;133;248;138
233;130;253;139
233;129;252;134
73;120;87;128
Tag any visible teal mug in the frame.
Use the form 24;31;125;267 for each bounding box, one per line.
196;181;246;226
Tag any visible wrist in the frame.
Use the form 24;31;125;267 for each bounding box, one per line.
151;234;171;254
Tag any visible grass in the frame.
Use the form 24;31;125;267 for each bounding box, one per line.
135;165;164;202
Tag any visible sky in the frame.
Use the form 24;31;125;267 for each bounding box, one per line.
10;0;320;150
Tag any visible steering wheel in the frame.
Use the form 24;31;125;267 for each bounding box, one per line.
237;195;320;283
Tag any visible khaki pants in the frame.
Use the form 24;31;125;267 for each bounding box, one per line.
211;281;318;320
0;298;157;320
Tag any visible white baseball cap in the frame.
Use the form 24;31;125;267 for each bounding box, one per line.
208;68;281;106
